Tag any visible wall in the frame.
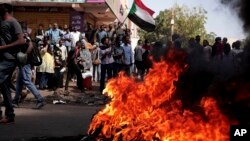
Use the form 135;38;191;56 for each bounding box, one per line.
14;12;70;29
14;11;70;38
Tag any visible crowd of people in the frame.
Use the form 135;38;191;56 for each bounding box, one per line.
0;3;151;124
31;23;136;93
186;35;244;77
22;18;158;95
0;3;246;125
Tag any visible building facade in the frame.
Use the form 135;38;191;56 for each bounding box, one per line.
9;0;116;36
4;0;139;45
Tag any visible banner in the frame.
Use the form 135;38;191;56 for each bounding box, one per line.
70;11;85;32
105;0;129;23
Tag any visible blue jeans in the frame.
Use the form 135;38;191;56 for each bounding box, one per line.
40;72;48;89
92;64;100;81
14;64;44;103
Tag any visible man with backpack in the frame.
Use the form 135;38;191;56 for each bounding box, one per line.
0;3;25;124
12;32;45;109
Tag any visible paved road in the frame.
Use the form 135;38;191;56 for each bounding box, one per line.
0;104;102;141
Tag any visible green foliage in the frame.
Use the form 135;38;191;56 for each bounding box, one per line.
204;32;217;45
138;5;216;46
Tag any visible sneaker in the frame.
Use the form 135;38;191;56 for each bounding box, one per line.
0;118;15;124
53;100;59;104
33;102;46;109
59;100;66;104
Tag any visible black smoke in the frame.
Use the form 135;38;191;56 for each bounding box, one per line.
219;0;250;74
147;1;250;124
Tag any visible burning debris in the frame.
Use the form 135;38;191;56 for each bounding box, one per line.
85;2;250;140
86;49;232;141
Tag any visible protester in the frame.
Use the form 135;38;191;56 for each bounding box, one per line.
116;22;125;41
134;40;145;79
212;37;224;59
107;24;115;41
0;3;25;124
99;37;114;93
63;27;73;52
37;38;54;90
44;23;52;38
97;25;107;45
231;40;243;72
70;27;81;48
142;39;152;76
64;41;84;93
79;41;92;72
57;39;67;65
13;33;45;109
53;45;64;90
121;35;133;76
91;42;101;82
223;37;231;56
35;24;45;42
49;23;63;46
112;36;124;77
203;39;212;62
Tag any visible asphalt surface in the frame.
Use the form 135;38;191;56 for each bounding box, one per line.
0;104;102;141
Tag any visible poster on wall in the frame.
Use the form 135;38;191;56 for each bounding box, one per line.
70;11;85;32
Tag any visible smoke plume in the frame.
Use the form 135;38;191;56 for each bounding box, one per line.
220;0;250;33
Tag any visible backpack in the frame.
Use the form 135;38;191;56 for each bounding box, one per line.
28;42;42;66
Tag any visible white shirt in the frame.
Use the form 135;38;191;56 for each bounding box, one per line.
71;31;81;47
203;45;212;61
58;45;68;61
231;48;243;55
100;46;114;64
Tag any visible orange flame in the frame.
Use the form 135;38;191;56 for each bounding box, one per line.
88;49;230;141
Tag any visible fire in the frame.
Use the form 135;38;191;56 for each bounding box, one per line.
88;49;230;141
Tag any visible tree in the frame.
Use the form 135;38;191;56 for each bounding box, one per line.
138;5;216;47
205;32;217;45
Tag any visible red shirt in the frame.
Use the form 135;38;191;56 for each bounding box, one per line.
216;42;224;55
143;45;152;51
